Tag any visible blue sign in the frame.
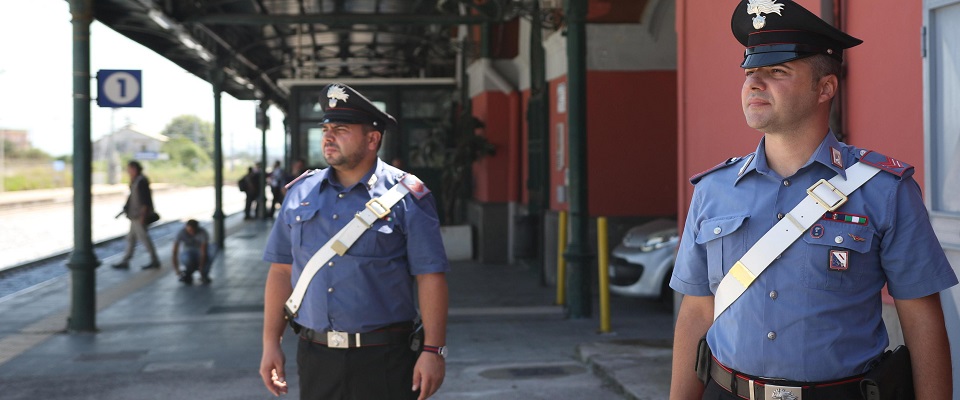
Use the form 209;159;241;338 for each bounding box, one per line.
97;70;142;108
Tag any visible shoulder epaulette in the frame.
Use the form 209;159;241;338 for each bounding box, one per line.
857;150;914;178
399;173;431;200
690;154;752;184
284;169;317;190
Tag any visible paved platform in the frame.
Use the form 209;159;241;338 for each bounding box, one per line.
0;217;674;400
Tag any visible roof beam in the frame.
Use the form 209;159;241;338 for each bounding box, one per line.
189;13;491;26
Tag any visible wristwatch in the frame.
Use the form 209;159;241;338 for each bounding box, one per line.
422;345;447;359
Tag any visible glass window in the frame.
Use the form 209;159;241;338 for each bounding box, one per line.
932;3;960;213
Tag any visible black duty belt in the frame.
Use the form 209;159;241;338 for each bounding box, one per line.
710;357;863;400
300;322;412;349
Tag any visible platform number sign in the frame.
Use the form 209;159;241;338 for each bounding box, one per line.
97;70;142;108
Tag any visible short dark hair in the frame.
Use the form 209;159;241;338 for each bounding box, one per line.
361;123;384;150
127;160;143;174
803;54;842;84
186;219;199;229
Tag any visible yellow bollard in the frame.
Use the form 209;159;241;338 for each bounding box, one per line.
597;217;611;333
557;211;568;306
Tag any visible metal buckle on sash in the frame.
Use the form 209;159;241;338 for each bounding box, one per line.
806;179;847;212
764;384;802;400
327;331;349;348
365;198;391;219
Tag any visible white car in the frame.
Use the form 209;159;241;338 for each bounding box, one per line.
608;219;679;302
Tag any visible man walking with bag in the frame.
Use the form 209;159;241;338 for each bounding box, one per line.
669;1;957;399
113;160;160;270
259;83;449;400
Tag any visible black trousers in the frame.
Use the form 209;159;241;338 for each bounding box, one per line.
297;338;419;400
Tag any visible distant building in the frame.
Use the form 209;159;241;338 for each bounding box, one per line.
0;129;30;151
93;124;169;161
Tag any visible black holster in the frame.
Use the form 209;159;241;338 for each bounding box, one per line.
283;307;302;334
695;336;712;385
408;320;424;353
860;345;914;400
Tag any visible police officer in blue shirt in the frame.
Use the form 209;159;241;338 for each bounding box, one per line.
259;83;450;400
669;1;957;399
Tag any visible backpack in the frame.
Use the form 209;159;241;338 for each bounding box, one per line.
238;176;248;192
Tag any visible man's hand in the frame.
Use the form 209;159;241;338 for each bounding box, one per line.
412;351;445;400
259;343;288;397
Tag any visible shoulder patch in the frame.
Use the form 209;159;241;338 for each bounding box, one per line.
284;169;316;190
857;150;913;178
690;155;750;184
400;174;430;200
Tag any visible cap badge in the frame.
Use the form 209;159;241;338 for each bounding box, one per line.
327;85;350;108
746;0;785;30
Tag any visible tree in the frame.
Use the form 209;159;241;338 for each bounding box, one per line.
162;137;210;171
161;115;214;156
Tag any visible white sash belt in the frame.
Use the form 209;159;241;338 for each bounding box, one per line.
284;178;413;317
713;162;881;320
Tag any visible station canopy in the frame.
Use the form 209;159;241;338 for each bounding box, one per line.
92;0;502;109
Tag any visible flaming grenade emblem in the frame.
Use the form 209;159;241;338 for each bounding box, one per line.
746;0;785;29
327;85;349;108
770;388;798;400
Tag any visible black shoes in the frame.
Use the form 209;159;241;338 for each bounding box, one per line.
141;261;160;270
111;262;130;270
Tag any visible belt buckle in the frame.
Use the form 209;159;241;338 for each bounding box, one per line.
327;331;349;349
764;384;802;400
806;179;847;212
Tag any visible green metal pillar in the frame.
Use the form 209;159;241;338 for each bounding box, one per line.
528;1;551;284
211;69;225;250
259;101;268;219
563;0;592;318
66;0;98;332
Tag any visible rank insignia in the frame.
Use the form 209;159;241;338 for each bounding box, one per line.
810;224;824;239
746;0;785;29
823;212;868;225
829;250;849;271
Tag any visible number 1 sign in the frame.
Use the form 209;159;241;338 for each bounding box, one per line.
97;70;142;108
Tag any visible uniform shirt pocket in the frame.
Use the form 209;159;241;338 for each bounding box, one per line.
351;217;403;257
285;207;321;252
697;215;750;286
801;221;875;291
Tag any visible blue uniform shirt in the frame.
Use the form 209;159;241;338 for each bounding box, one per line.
263;158;449;333
670;133;957;381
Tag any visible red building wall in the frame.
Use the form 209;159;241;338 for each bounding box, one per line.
549;76;569;212
843;2;925;191
471;90;522;203
587;70;678;217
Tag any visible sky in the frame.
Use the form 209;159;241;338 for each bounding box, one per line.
0;1;285;158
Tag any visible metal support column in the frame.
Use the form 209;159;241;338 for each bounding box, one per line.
66;0;98;332
528;0;551;284
563;0;592;318
259;101;268;219
210;69;225;250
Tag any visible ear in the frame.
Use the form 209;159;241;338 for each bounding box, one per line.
367;130;382;151
817;74;838;104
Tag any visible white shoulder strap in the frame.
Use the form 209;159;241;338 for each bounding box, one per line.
713;162;881;320
284;175;418;318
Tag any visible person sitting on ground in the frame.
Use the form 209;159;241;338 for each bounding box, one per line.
172;219;212;285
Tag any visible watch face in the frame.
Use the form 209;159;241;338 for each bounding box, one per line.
438;346;448;358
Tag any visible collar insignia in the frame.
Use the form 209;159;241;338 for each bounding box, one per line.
746;0;785;29
327;85;349;108
831;147;843;168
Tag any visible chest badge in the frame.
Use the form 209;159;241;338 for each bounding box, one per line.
809;224;824;239
829;250;850;271
848;233;866;242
